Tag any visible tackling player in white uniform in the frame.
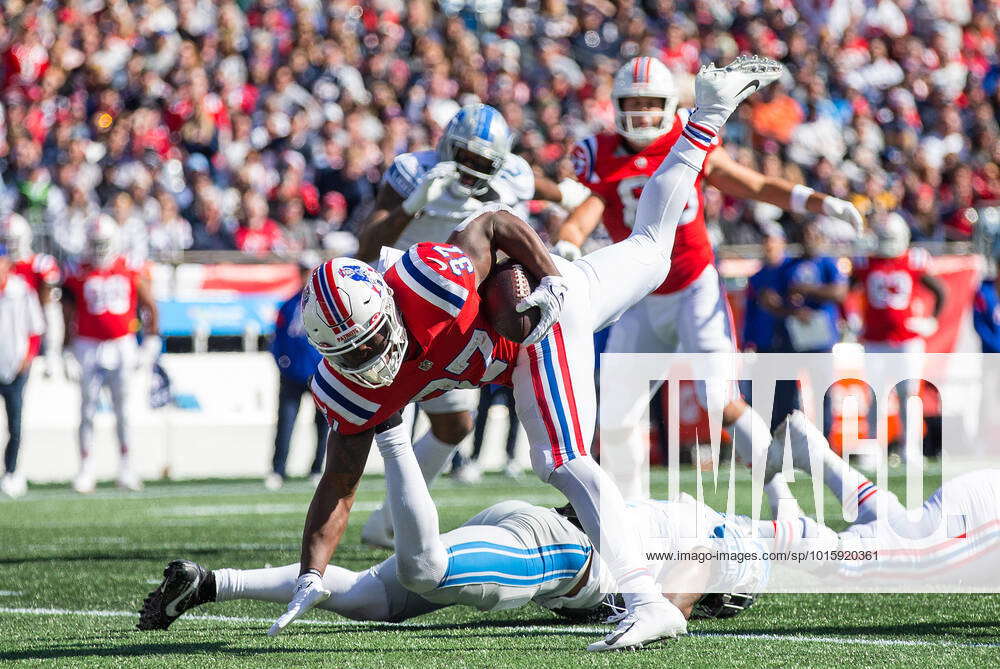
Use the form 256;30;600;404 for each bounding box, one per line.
139;418;765;631
355;104;588;549
556;56;865;513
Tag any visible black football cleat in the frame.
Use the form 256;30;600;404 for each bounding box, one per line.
137;559;212;630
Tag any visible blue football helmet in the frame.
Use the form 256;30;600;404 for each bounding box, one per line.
437;104;512;197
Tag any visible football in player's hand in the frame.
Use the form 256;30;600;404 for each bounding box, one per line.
481;261;540;343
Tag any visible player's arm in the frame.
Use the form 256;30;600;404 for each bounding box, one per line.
920;274;947;318
705;148;863;231
298;426;374;576
136;276;160;336
356;162;461;262
532;175;562;202
450;207;565;344
792;280;848;304
449;207;561;288
271;418;390;636
355;183;410;263
61;286;77;349
533;175;594;212
557;194;606;248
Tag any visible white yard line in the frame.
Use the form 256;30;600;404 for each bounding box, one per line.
0;591;24;596
1;606;996;649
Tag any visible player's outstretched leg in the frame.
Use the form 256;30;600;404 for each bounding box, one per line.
577;55;783;333
140;559;438;627
769;411;902;524
375;420;451;593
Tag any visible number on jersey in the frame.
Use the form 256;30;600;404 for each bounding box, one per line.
618;176;698;229
83;275;131;315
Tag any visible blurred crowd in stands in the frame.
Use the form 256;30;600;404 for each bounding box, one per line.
1;0;999;263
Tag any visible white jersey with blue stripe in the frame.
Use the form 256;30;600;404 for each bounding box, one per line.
382;150;535;250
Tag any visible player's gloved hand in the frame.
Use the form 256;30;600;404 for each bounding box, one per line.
822;197;864;236
552;240;582;262
139;335;162;371
905;316;938;338
402;162;460;216
268;571;331;637
517;275;569;346
62;349;80;383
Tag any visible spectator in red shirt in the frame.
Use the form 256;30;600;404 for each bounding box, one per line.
235;191;285;256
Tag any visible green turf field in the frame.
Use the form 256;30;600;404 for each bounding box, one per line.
1;467;998;668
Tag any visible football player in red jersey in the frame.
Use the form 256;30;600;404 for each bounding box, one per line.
62;215;160;494
270;56;783;651
852;212;946;447
0;213;60;301
556;56;865;510
1;212;62;374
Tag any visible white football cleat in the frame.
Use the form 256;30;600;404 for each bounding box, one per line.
587;600;688;652
361;505;395;549
691;54;782;130
766;410;826;480
264;473;284;491
117;468;144;492
1;472;27;498
72;471;97;494
452;461;482;484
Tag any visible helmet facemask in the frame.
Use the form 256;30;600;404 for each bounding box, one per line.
305;277;409;389
613;95;677;148
87;234;117;267
436;104;512;198
440;140;504;197
0;215;32;261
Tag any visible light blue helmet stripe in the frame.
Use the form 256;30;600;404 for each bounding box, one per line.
477;105;495;140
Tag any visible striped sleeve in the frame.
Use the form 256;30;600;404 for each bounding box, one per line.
385;243;477;350
570;137;598;184
311;361;382;433
395;244;472;318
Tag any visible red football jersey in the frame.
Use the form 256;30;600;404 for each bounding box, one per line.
854;248;930;343
12;253;60;294
311;243;519;435
571;110;718;294
63;256;141;340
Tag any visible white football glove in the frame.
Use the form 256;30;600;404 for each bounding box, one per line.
62;349;80;383
905;316;938;338
517;275;568;346
402;162;460;216
552;240;582;262
138;334;161;371
268;572;331;637
822;197;864;236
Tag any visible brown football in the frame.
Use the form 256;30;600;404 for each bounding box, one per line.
480;261;540;343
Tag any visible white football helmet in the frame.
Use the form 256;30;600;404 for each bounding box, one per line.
437;103;512;197
85;214;120;267
0;213;32;261
613;56;678;147
872;212;910;258
301;258;408;388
